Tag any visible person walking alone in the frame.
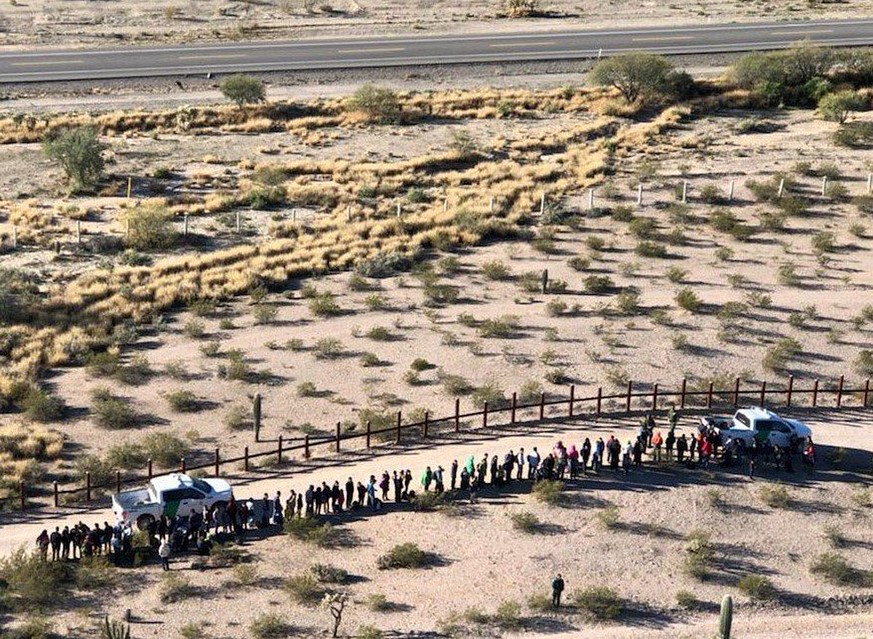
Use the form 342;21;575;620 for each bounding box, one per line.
159;538;171;571
552;574;565;608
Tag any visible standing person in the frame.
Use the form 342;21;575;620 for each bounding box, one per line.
633;437;643;468
450;460;458;491
296;492;303;518
379;472;390;501
552;574;565;608
367;476;378;511
503;452;515;482
158;538;171;571
622;441;633;475
36;530;49;561
651;430;663;462
393;471;403;503
49;527;61;562
527;447;541;479
581;438;591;474
421;466;434;492
273;491;282;525
594;437;605;474
332;482;343;513
356;481;366;507
305;485;315;517
568;445;579;479
517;449;526;480
676;434;688;463
490;455;500;487
61;526;71;560
689;433;698;462
665;428;676;462
345;477;354;510
403;470;413;498
434;466;445;493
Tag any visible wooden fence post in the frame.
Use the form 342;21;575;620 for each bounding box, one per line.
812;379;819;407
483;401;489;429
53;481;59;508
244;445;250;471
19;481;24;510
759;380;766;406
396;411;402;445
366;420;372;448
336;422;341;453
147;458;153;479
733;377;740;407
569;385;575;417
707;381;714;409
423;411;429;438
625;380;632;413
786;375;794;407
214;448;220;476
304;436;310;459
253;393;262;443
539;392;545;420
116;470;121;495
277;436;283;466
511;392;517;424
454;398;460;433
864;379;870;408
680;377;686;409
86;471;91;502
596;387;602;416
837;374;844;407
180;457;186;473
652;383;659;411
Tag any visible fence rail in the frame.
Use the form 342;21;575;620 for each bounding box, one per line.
3;374;870;511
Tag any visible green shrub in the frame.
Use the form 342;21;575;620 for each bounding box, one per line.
758;483;791;508
481;260;511;280
142;432;189;468
762;337;802;373
347;84;401;123
224;404;249;431
494;600;523;630
477;315;519;338
572;586;622;620
823;524;847;549
313;338;345;360
628;216;657;239
675;288;702;312
567;255;590;271
249;613;291;639
675;590;699;610
0;547;71;610
596;505;620;530
358;626;384;639
296;381;319;397
219;74;266;107
509;511;542;534
160;573;195;603
377;543;429;569
309;293;341;317
20;388;65;423
532;480;563;506
855;350;873;376
105;443;148;469
284;573;324;606
310;563;350;584
284;516;339;547
683;530;715;580
125;205;178;251
810;553;872;586
231;563;259;586
423;283;460;306
589;52;673;102
43;126;104;192
165;390;200;413
365;326;395;341
738;574;777;600
635;241;668;258
584;275;613;294
818;90;866;123
91;389;137;429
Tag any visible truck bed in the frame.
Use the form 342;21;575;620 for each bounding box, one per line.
113;488;153;510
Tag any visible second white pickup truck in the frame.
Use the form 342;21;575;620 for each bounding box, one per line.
112;473;233;531
701;407;812;451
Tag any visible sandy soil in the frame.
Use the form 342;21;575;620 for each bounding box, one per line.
2;409;873;638
0;0;871;49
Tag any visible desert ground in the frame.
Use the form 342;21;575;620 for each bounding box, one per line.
0;0;872;49
2;48;873;637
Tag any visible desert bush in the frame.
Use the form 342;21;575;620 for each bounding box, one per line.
249;613;291;639
296;381;319;397
377;543;428;569
584;275;613;294
532;480;563;506
160;573;195;603
810;552;872;586
231;563;259;586
43;126;104;192
355;251;410;278
220;75;266;107
572;586;622;620
738;574;777;600
834;121;873;147
758;483;791;508
365;326;395;341
683;530;715;580
165;390;200;413
596;505;620;530
509;511;542;534
348;84;401;123
0;546;71;610
628;216;657;239
477;315;519;338
19;387;64;423
567;255;590;271
481;260;511;280
91;389;137;430
105;442;148;469
544;368;569;385
471;380;508;409
494;600;523;630
125;204;178;251
675;288;702;312
253;304;278;325
284;516;338;547
615;288;641;315
284;573;324;605
423;283;460;306
439;372;474;396
410;357;434;372
635;241;668;258
589;52;673;102
811;231;836;254
818;90;866;123
762;337;802;373
855;350;873;376
518;380;544;403
313;338;345;360
665;266;687;283
358;626;384;639
365;593;393;612
309;293;341;317
310;563;349;584
823;524;847;548
142;432;189;468
675;590;699;610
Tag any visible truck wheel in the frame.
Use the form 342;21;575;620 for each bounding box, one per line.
136;514;155;532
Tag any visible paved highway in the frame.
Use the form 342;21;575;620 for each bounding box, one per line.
0;18;872;83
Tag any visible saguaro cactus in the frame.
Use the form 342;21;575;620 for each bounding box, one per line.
253;393;262;442
719;595;733;639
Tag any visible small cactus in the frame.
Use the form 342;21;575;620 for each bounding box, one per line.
102;615;131;639
719;595;733;639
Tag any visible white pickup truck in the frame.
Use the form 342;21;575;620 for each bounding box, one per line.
112;473;233;531
701;407;812;451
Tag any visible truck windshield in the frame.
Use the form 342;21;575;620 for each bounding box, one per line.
191;478;213;494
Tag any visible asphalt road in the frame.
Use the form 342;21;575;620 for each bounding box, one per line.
1;18;872;83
